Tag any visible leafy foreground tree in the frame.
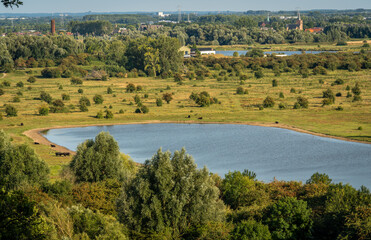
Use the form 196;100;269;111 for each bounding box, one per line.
264;197;313;240
0;188;49;240
116;148;226;238
69;132;126;183
0;130;49;190
232;219;271;240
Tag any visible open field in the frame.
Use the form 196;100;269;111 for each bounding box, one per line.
208;41;370;51
0;63;370;179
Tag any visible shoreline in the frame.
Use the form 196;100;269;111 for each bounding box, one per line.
23;120;371;156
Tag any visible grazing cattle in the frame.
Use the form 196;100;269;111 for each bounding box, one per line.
187;115;191;118
51;144;56;148
20;123;24;126
34;142;40;145
275;121;279;124
198;117;203;120
55;152;70;157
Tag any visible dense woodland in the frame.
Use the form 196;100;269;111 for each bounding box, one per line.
0;130;370;239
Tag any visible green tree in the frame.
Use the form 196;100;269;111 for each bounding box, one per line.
306;172;332;185
0;130;49;190
93;94;104;104
144;47;161;77
263;96;275;108
5;105;17;116
162;92;173;104
116;148;225;238
232;219;271;240
0;188;49;240
264;197;313;240
69;132;126;183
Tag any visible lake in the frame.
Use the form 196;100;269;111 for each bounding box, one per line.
42;123;371;188
216;50;337;56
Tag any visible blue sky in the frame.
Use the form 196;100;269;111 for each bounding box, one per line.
1;0;370;13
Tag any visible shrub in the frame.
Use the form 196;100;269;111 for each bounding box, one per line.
134;108;141;113
333;79;344;85
16;91;22;96
162;93;173;104
263;96;275;108
296;96;309;109
12;96;20;102
78;88;84;94
279;92;284;98
352;95;362;102
272;79;278;87
38;105;49;116
105;110;113;119
141;105;149;114
70;77;83;85
2;80;10;87
133;95;141;105
27;76;36;83
156;98;163;107
126;83;136;93
313;66;327;75
319;79;324;84
144;93;148;98
346;92;352;98
79;96;91;107
58;85;63;90
16;81;24;88
173;73;183;82
40;91;52;104
323;89;335;104
335;92;342;97
290;88;296;93
352;83;361;96
136;85;143;91
358;126;363;130
93;95;104;104
346;85;350;91
0;89;4;96
236;86;244;95
5;105;17;117
232;219;271;240
79;103;88;112
119;109;124;114
254;69;264;79
107;87;113;94
62;93;70;101
335;106;343;111
279;103;286;109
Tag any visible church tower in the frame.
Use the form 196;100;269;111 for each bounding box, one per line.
296;10;303;30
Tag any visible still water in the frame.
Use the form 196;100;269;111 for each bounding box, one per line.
216;50;337;56
43;124;371;188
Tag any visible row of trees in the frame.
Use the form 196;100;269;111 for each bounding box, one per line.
1;131;369;239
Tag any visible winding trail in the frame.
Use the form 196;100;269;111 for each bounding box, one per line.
0;73;7;78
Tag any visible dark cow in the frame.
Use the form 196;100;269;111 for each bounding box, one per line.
34;142;40;145
51;144;56;148
198;117;203;120
55;152;70;157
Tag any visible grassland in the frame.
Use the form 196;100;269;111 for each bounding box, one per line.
0;63;370;179
209;41;371;52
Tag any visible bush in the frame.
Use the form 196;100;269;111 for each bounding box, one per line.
95;111;104;119
254;69;264;79
236;86;244;95
40;91;52;104
173;73;183;82
27;76;36;83
38;105;49;116
156;98;163;107
126;83;136;93
107;87;113;94
162;93;173;104
290;88;296;93
333;79;344;85
272;79;278;87
352;83;361;96
335;106;343;111
12;96;20;102
5;105;17;116
141;105;149;114
133;95;141;105
79;96;91;107
0;89;4;96
296;96;309;109
346;92;352;98
70;77;83;85
232;219;271;240
263;96;275;108
358;126;363;130
279;92;284;98
62;93;70;101
279;103;286;109
313;66;327;75
93;95;104;104
41;67;61;78
136;85;143;91
2;80;10;87
16;81;24;88
79;103;88;112
78;88;84;94
352;95;362;102
323;89;335;104
105;110;113;119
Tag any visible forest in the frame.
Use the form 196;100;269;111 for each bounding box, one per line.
1;130;370;239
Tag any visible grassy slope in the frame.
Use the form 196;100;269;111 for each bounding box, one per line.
0;62;370;179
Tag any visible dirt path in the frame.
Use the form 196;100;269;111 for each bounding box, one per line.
23;121;370;156
0;73;7;78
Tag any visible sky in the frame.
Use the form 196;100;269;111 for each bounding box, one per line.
0;0;370;13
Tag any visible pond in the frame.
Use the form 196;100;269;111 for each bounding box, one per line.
216;50;337;56
42;123;371;188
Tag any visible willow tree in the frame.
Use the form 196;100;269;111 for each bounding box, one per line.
69;132;126;183
117;148;226;238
